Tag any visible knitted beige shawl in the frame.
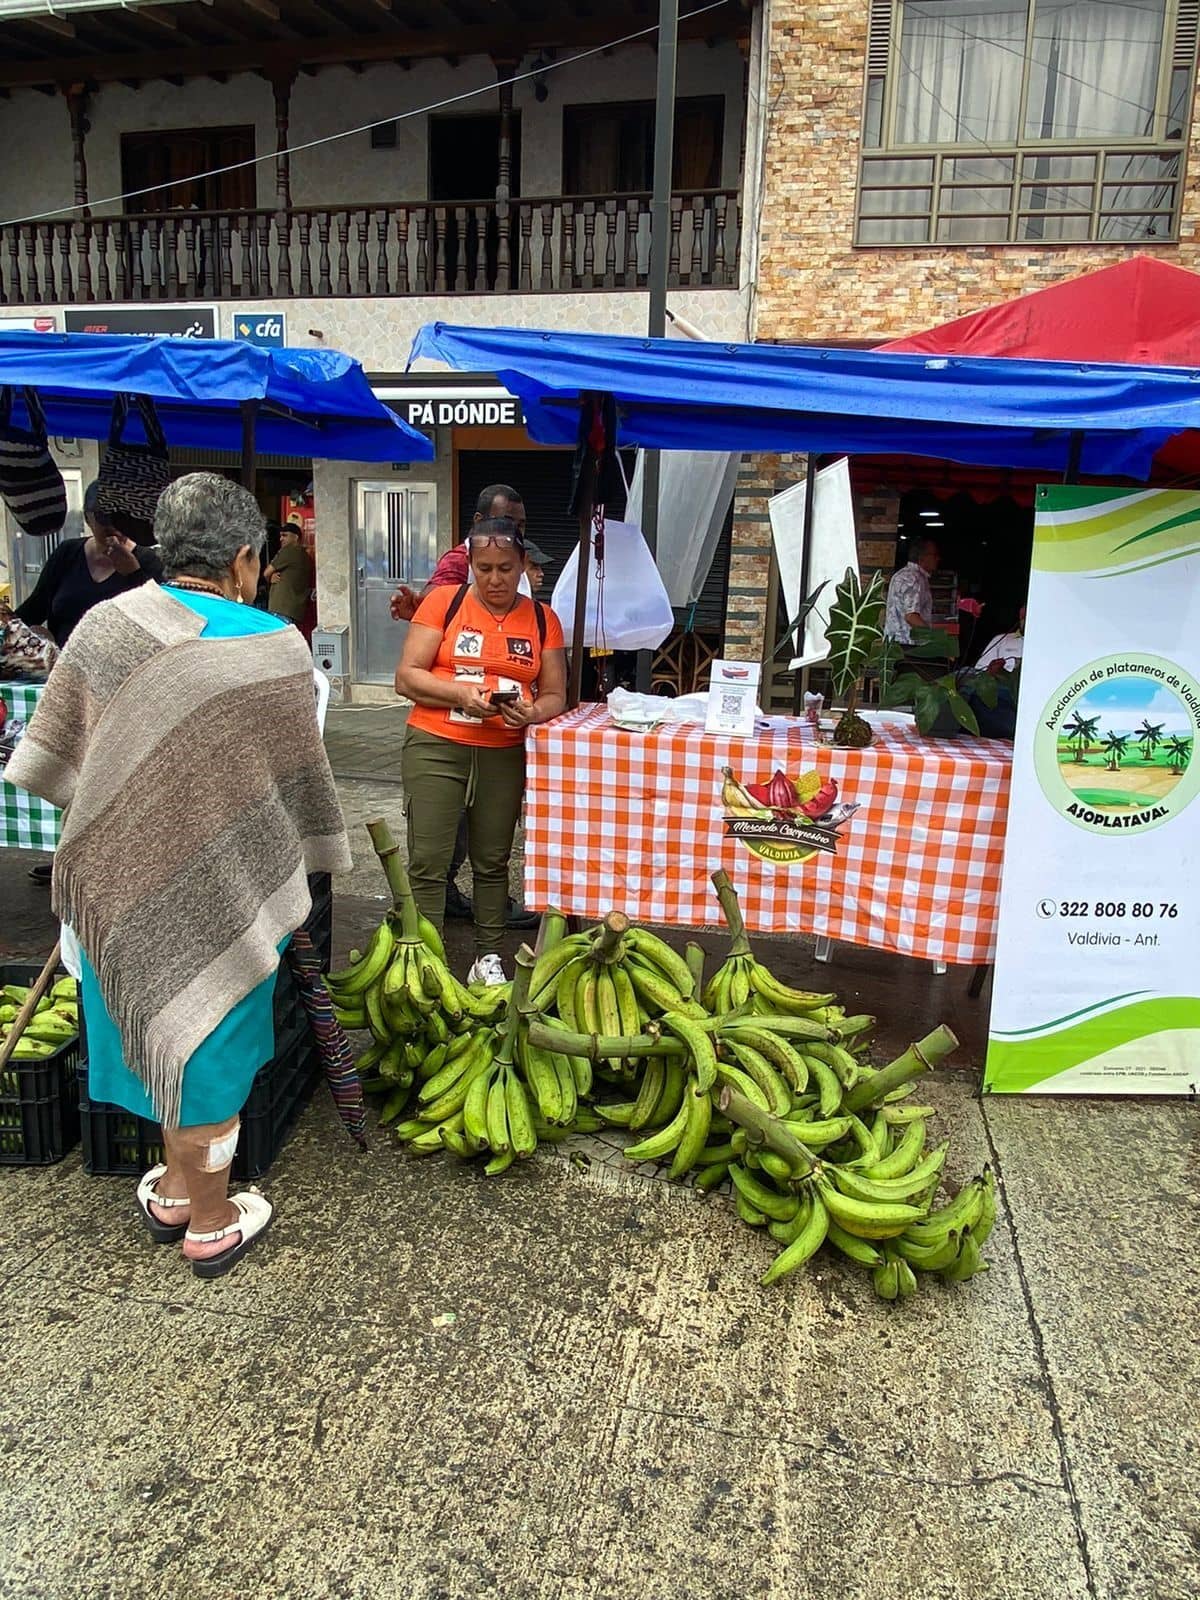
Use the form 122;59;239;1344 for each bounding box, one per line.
7;583;351;1128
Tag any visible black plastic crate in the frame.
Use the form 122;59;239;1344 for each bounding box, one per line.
0;962;82;1166
80;967;320;1182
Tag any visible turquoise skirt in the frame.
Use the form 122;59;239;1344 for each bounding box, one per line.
82;951;278;1128
81;587;291;1129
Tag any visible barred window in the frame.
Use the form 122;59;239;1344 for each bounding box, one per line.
857;0;1197;245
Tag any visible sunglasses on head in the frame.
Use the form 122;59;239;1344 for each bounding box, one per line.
469;530;524;551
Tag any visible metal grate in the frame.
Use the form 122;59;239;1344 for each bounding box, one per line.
1175;0;1199;63
866;0;892;72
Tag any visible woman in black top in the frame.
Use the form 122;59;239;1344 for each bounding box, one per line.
16;480;163;648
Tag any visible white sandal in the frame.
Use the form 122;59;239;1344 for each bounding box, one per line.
135;1163;191;1245
185;1190;275;1280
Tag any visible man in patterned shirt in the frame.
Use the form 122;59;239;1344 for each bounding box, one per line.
884;538;939;644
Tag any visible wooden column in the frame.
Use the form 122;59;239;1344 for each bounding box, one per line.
270;68;296;207
65;85;90;216
493;58;517;288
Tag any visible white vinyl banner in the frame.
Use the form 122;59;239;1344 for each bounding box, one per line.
985;486;1200;1095
767;457;859;669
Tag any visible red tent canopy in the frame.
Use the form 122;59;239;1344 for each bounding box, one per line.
880;256;1200;479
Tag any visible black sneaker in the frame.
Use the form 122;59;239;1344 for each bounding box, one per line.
505;900;540;930
445;882;474;920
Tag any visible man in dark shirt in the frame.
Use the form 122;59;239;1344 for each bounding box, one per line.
16;480;162;649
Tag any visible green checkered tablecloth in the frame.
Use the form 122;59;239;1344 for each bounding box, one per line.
1;680;60;850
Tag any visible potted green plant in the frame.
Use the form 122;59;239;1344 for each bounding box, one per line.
823;566;887;747
882;609;1016;737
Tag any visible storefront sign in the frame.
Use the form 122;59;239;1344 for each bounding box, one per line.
0;314;57;333
405;397;521;429
233;310;287;347
985;486;1200;1096
63;307;217;338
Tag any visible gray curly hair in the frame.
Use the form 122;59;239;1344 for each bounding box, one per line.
154;472;265;581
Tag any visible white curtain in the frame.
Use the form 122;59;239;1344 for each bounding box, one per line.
895;1;1027;145
1026;0;1163;141
625;449;738;608
1027;0;1167;241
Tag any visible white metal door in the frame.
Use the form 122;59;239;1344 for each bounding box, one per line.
353;480;438;684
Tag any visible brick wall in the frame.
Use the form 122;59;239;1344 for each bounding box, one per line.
725;451;807;661
751;0;1200;343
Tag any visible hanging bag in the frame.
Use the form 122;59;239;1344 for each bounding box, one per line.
97;393;170;541
0;386;67;538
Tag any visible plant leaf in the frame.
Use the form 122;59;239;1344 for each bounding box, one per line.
883;673;923;707
912;684;943;733
903;627;956;662
823;567;886;699
947;690;980;735
971;672;1000;709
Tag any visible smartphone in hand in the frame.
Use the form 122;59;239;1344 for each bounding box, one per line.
489;690;519;708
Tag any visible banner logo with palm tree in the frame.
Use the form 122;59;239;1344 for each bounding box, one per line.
1036;653;1200;834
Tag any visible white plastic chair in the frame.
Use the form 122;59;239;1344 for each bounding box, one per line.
313;667;331;735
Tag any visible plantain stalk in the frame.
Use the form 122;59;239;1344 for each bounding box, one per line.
591;910;630;963
843;1026;959;1113
534;908;568;959
685;941;706;993
499;947;536;1066
710;869;752;957
365;817;421;941
526;1020;686;1062
716;1087;816;1175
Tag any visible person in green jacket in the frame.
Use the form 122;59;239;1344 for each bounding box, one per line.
263;522;312;625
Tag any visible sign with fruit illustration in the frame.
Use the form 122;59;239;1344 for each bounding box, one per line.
986;487;1200;1097
721;765;858;866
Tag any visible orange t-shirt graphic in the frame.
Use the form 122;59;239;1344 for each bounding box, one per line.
406;583;564;749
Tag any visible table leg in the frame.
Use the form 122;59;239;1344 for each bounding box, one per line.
814;937;834;964
968;963;992;999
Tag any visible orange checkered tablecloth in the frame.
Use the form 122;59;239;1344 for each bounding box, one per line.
524;705;1013;967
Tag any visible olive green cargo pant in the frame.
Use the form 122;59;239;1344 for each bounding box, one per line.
400;726;527;956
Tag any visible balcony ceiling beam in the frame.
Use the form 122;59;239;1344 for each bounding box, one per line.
0;7;746;89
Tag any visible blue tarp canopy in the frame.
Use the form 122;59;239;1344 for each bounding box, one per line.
409;322;1200;479
0;330;432;462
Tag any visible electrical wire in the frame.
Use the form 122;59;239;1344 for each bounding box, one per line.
0;0;734;228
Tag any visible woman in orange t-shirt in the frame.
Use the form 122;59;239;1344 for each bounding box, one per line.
395;517;566;984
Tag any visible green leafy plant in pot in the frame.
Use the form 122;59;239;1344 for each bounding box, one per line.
824;567;887;747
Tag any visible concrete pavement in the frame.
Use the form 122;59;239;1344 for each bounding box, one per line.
0;745;1197;1600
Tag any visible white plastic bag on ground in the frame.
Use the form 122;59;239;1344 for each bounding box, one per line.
550;520;674;652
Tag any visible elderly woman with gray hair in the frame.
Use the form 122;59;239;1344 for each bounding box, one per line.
8;472;350;1279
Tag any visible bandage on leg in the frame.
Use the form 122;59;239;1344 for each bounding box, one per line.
201;1121;241;1173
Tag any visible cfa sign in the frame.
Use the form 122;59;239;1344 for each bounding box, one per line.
406;397;521;428
233;310;287;347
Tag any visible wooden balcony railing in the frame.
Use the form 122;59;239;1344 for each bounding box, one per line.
0;190;740;306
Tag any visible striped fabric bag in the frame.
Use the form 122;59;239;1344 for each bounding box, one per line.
97;393;171;542
0;387;67;538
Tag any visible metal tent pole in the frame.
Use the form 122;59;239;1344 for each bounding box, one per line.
635;0;679;693
791;453;818;714
240;399;259;491
568;448;596;709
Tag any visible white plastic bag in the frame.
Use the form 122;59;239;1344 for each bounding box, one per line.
550;520;674;652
